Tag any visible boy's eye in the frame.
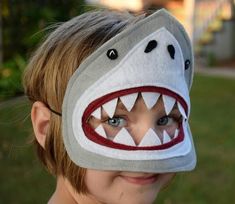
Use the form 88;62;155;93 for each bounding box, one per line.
106;117;127;128
157;116;173;126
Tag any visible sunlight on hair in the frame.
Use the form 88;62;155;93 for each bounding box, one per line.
88;0;144;11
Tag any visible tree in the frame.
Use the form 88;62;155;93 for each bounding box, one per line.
2;0;86;61
0;0;86;100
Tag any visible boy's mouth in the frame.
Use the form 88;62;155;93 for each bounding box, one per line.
82;86;188;151
119;174;159;185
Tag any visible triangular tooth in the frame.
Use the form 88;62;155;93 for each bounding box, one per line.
174;129;179;138
120;93;138;111
163;130;171;144
91;107;101;119
95;124;107;138
138;128;161;147
102;98;118;118
141;92;160;109
177;102;187;119
113;128;136;146
162;95;176;115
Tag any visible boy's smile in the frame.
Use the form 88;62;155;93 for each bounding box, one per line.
119;173;160;185
26;9;196;204
85;86;188;150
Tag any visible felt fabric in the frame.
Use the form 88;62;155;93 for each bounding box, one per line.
62;9;196;172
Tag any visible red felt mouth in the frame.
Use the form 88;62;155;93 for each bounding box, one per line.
82;86;188;151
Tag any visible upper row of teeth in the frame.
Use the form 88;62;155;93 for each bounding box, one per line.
91;92;187;119
95;125;180;146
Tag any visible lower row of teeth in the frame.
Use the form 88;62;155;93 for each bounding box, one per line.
94;125;180;147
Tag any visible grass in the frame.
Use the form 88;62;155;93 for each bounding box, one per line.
0;97;54;204
1;74;235;203
158;74;235;204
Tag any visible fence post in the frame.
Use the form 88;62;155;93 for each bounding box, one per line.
184;0;196;43
231;0;235;18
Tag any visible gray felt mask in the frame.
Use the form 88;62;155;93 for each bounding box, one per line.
62;9;196;173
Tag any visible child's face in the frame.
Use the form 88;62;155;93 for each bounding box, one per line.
83;94;178;203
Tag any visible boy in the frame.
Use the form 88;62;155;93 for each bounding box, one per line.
23;9;196;204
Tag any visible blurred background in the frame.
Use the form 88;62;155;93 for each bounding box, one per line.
0;0;235;203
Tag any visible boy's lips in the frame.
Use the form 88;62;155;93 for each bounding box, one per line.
82;86;188;150
120;174;159;185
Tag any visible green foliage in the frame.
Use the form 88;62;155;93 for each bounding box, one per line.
0;97;54;203
157;74;235;204
0;55;26;100
2;0;86;60
1;0;87;100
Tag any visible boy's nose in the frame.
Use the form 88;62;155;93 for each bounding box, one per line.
127;95;160;145
129;115;156;145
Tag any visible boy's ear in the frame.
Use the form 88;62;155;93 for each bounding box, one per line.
31;101;51;149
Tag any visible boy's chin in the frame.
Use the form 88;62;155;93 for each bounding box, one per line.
111;188;159;204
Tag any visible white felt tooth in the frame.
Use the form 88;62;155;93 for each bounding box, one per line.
91;107;101;119
177;102;187;119
120;93;138;111
141;92;160;109
138;128;161;147
102;98;118;118
163;130;172;144
183;119;187;130
95;124;107;138
162;95;176;115
174;129;179;138
113;128;136;146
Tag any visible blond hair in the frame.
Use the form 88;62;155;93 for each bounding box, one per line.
23;9;145;193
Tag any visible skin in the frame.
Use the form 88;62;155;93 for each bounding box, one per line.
31;95;178;204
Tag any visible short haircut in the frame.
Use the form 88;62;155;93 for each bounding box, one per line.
23;9;145;193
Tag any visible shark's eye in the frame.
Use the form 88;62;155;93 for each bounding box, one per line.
185;59;190;70
107;48;118;60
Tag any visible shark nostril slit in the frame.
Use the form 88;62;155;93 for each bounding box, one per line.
144;40;158;53
167;44;175;59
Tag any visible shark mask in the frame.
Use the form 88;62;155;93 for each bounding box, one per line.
62;9;197;173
